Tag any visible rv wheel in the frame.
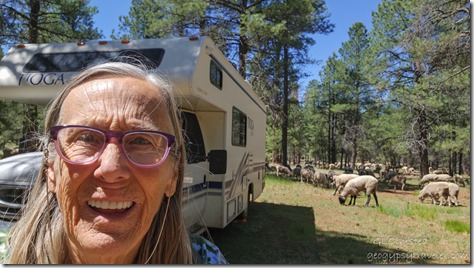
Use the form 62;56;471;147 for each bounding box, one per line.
237;188;252;220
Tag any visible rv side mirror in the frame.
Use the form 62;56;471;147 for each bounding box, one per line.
208;150;227;174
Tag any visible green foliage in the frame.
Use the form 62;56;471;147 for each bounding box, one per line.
0;0;101;153
265;174;295;186
116;0;208;40
0;227;8;263
1;0;100;44
0;0;469;174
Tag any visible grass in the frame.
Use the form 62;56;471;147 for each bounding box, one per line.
444;220;470;234
377;202;438;219
209;173;471;264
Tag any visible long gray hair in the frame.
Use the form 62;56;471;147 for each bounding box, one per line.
6;61;193;264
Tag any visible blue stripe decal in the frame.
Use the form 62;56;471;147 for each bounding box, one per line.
183;183;205;194
208;181;222;189
183;181;222;194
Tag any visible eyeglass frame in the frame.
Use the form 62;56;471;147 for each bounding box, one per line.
50;125;176;168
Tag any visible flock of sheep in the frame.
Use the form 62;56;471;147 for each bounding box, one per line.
269;163;467;208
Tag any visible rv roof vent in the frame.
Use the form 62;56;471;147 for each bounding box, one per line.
121;39;130;44
189;36;199;41
16;44;26;48
98;40;108;45
77;40;86;46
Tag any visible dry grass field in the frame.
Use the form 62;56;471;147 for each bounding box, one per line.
209;173;471;264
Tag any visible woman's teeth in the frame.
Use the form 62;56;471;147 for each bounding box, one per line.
88;200;133;210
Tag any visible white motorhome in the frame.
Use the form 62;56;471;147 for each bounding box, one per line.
0;36;266;234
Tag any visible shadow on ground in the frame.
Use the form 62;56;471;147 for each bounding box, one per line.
208;202;431;264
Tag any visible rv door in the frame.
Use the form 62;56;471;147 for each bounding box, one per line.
180;111;208;231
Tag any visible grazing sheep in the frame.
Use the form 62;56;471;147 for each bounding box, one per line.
313;171;329;188
419;174;439;188
453;174;466;187
433;168;448;174
327;171;337;188
447;182;460;207
358;167;375;177
292;165;302;177
383;170;398;183
332;174;359;196
338;175;379;207
276;164;292;177
387;174;407;191
428;167;448;174
399;166;409;174
300;167;314;183
418;182;450;206
435;174;453;182
343;166;354;174
266;162;276;173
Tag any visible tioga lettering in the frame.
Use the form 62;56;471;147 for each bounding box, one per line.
19;73;65;86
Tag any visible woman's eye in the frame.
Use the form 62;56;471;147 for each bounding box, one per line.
77;131;100;143
129;136;151;145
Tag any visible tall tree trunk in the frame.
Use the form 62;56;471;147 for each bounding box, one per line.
458;152;463;175
339;149;343;168
418;110;429;178
237;0;248;79
327;109;332;164
28;0;40;43
351;142;357;169
330;113;337;163
19;104;38;153
281;45;289;167
19;0;41;153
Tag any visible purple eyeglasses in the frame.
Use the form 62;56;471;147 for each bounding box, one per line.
50;125;176;168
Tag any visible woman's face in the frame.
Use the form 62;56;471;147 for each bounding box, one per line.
47;76;178;264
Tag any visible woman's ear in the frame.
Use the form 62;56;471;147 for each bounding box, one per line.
47;161;57;193
165;163;179;198
165;172;178;198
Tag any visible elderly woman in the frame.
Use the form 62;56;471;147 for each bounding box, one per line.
6;61;228;264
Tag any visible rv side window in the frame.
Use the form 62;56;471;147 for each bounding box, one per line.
232;107;247;147
210;60;222;89
23;49;165;72
181;112;206;164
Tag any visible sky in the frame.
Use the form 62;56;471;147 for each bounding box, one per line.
89;0;382;91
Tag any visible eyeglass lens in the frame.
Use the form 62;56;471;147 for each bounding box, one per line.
55;127;170;166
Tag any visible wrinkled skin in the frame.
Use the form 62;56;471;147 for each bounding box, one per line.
47;76;179;264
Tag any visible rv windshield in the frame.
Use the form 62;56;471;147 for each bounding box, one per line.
23;48;165;73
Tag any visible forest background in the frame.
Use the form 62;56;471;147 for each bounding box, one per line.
0;0;470;178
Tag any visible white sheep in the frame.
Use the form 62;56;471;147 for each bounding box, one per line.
418;182;450;206
453;174;466;187
387;174;407;191
300;167;314;183
433;168;448;174
338;175;379;207
313;171;329;188
419;174;439;188
327;171;337;188
276;165;292;177
435;174;454;182
332;174;359;196
399;166;409;174
447;182;460;207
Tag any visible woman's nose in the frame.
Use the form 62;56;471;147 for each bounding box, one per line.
93;142;131;182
